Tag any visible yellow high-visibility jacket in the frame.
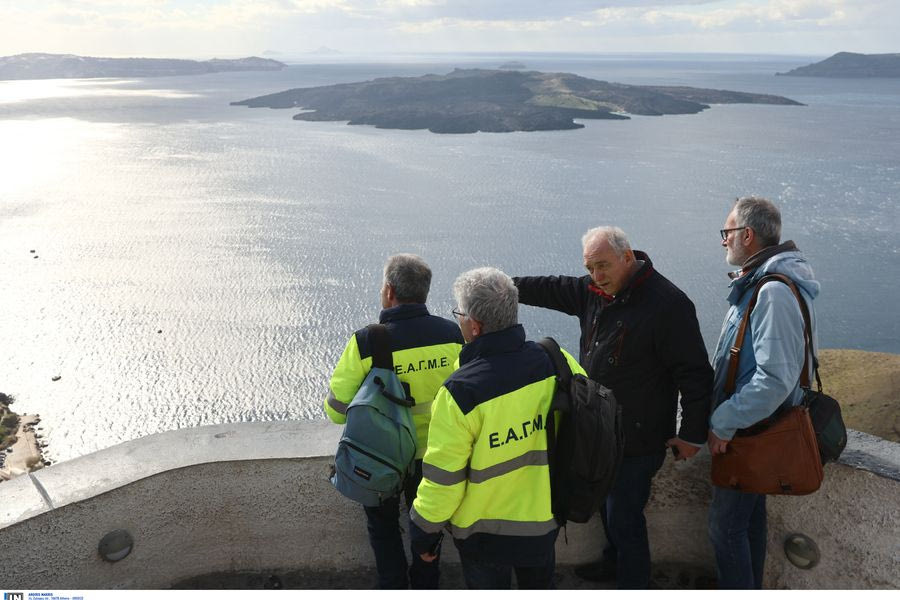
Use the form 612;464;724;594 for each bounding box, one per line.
410;324;584;562
325;303;463;459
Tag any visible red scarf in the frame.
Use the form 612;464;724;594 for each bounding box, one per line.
587;283;615;301
587;264;653;301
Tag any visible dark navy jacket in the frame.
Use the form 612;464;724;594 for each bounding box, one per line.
515;251;712;456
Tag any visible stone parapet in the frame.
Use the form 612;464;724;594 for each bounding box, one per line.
0;421;897;589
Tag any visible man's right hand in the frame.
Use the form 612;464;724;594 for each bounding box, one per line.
708;430;729;456
666;437;700;461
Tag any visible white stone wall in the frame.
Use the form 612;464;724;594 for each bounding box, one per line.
0;421;896;589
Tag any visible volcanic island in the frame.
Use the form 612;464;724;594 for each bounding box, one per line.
232;68;803;134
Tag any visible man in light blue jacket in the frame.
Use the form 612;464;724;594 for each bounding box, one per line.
707;197;820;589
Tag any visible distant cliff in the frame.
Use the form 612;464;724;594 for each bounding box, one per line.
0;53;286;80
232;68;802;134
777;52;900;78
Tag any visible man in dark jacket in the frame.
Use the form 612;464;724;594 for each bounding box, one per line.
514;226;712;589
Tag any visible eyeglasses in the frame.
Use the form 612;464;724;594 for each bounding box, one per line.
451;308;467;320
720;226;748;241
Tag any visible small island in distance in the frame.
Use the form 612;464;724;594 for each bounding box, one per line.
232;68;802;134
0;53;285;80
777;52;900;78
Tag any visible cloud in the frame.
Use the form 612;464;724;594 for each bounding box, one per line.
0;0;897;57
383;0;858;37
353;0;722;21
639;0;850;30
0;0;727;35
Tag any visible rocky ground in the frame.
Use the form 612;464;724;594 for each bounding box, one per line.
0;414;46;481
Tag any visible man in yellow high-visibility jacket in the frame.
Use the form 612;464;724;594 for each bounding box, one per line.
409;267;584;589
326;254;463;589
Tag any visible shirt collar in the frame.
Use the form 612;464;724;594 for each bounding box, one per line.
726;241;801;302
727;241;799;283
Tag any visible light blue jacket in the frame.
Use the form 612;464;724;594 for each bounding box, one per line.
710;245;820;441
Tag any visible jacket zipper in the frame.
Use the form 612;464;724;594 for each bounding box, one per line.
612;324;627;366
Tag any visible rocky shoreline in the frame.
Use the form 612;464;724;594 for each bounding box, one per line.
0;394;47;482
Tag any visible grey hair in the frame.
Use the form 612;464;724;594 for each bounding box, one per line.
453;267;518;334
383;254;431;303
581;226;632;258
734;196;781;247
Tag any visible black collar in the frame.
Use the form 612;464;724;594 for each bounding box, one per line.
379;303;429;323
459;324;526;366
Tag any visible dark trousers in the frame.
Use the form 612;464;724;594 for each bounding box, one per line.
708;487;767;589
363;459;440;589
600;451;666;589
458;548;556;590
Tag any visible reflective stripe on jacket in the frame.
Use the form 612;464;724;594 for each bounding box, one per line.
325;303;463;459
410;324;584;557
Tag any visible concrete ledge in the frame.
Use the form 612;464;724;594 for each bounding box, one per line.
647;434;900;589
838;429;900;482
0;421;897;589
0;420;341;528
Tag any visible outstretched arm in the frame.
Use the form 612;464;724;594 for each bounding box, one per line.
513;275;587;316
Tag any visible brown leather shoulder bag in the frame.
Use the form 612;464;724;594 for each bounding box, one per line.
710;274;824;495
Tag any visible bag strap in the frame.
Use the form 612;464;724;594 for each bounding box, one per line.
537;337;574;385
725;274;817;398
536;336;570;526
366;324;416;407
367;324;393;370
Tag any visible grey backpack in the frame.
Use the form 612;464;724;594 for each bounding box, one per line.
331;324;417;506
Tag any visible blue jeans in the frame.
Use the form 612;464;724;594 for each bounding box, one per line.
600;451;665;589
363;460;440;589
708;487;767;589
459;548;556;589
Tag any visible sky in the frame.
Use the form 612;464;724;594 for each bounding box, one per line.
0;0;897;60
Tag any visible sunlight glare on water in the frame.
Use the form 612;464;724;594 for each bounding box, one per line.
0;118;122;197
0;78;201;104
1;59;898;463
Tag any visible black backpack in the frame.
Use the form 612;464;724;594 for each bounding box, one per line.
538;337;625;525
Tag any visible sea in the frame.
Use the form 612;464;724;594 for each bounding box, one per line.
1;54;898;463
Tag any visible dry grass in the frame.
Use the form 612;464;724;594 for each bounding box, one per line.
818;349;900;442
